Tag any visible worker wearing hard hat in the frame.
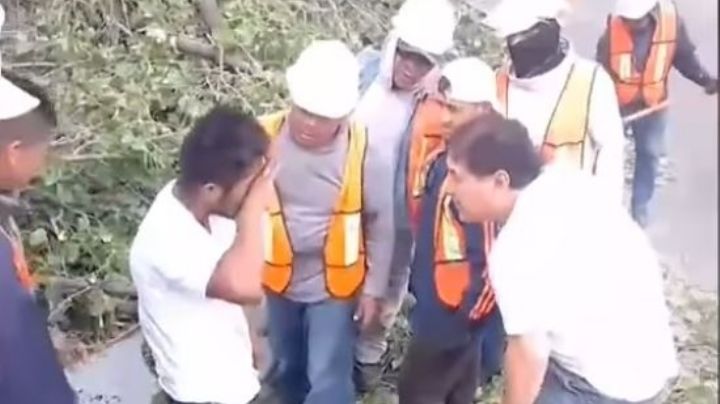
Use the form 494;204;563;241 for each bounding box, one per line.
596;0;718;227
0;5;75;403
259;40;394;404
352;0;457;393
484;0;625;205
397;57;505;404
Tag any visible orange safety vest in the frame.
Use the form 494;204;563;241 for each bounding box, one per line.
608;0;677;107
497;60;599;171
258;111;368;298
1;220;35;291
12;241;35;291
406;97;448;232
433;179;496;319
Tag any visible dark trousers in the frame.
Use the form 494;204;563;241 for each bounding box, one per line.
397;337;480;404
535;360;663;404
629;110;668;227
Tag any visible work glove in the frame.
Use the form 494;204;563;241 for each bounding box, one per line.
704;78;718;95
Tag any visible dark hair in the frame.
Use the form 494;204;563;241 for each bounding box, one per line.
1;70;57;126
178;106;270;190
447;113;542;189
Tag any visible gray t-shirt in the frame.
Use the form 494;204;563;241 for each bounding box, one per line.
274;123;395;303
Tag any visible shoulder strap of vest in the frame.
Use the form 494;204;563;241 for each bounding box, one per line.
546;59;599;145
258;110;289;139
334;120;368;214
496;67;510;117
656;0;678;42
349;119;368;146
350;120;369;186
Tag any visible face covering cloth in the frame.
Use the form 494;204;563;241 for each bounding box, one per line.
507;19;563;78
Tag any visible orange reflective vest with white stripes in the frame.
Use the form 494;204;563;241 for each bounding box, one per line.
433;178;496;319
258;111;368;298
406;97;447;233
608;0;678;107
497;60;599;171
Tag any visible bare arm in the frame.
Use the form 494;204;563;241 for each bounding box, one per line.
206;161;276;305
489;220;554;404
206;207;264;305
503;334;550;404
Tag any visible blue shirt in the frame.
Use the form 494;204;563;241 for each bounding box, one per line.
408;153;499;350
0;232;76;404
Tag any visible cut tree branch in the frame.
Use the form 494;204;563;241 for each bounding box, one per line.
173;35;249;73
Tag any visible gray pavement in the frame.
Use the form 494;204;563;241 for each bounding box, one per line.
67;332;157;403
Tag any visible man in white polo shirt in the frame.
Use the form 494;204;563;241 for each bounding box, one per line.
443;114;677;404
130;106;274;404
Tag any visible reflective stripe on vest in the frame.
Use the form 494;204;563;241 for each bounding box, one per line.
258;111;368;298
496;60;598;170
608;0;678;107
433;179;495;318
1;219;35;291
406;97;447;233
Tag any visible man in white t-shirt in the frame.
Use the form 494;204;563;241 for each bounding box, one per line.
130;107;275;404
442;114;677;404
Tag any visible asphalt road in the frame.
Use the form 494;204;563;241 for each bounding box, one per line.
563;0;718;292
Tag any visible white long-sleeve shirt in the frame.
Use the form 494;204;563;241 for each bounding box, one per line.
504;45;625;204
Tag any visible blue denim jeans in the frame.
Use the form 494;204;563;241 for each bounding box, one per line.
265;294;357;404
629;111;668;227
535;360;661;404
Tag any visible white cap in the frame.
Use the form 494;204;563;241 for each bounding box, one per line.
286;40;359;119
0;5;40;121
392;0;457;55
442;57;499;108
483;0;571;37
615;0;658;19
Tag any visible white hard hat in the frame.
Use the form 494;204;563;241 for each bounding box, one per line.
483;0;571;37
286;40;359;119
0;4;40;121
442;57;499;108
392;0;457;55
615;0;658;19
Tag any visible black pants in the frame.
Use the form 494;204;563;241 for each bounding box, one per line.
397;337;480;404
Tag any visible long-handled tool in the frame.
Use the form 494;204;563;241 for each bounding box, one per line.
622;100;670;124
